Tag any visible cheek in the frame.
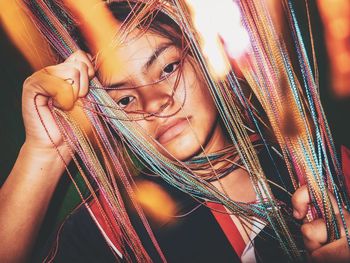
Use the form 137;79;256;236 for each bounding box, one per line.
181;70;218;123
192;88;218;136
135;120;156;138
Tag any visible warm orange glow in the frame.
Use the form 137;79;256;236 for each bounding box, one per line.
329;18;350;39
0;0;56;70
135;180;176;222
64;0;123;76
317;0;350;97
337;52;350;73
184;0;250;78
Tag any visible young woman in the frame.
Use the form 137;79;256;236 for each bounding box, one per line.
0;1;349;262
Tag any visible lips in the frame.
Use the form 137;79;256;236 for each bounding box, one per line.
156;117;190;144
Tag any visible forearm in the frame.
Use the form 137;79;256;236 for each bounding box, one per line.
0;143;71;262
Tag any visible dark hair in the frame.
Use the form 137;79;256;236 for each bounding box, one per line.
107;2;183;48
68;1;184;54
43;1;184;58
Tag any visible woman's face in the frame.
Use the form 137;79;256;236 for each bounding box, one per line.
98;29;228;160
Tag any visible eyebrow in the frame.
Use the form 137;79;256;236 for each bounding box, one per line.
106;42;174;89
143;42;174;72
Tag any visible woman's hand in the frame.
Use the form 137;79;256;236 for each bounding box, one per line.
22;50;94;154
0;50;95;263
292;185;350;262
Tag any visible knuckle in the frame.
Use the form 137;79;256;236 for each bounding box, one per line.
76;49;86;56
23;70;45;88
66;50;83;62
291;191;301;206
70;50;86;61
70;67;80;79
23;75;34;87
301;223;313;239
77;61;88;72
42;65;55;72
292;187;308;206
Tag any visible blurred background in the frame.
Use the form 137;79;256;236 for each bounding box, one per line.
0;0;349;256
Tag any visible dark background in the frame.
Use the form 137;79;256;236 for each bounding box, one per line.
1;0;349;255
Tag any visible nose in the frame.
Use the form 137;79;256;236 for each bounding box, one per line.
139;83;174;115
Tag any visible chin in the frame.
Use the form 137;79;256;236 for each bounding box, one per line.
159;132;205;161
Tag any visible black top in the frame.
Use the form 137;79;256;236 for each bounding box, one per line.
35;147;305;263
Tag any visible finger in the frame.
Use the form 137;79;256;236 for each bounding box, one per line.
67;68;80;101
66;53;93;97
292;185;310;219
311;237;350;263
302;214;350;253
301;219;327;252
66;50;95;78
72;61;89;98
292;185;341;219
28;70;76;111
86;53;95;75
44;64;81;101
86;52;93;62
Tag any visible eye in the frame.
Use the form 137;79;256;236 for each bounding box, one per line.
160;61;180;79
117;96;135;109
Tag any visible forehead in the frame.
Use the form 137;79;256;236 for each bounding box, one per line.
98;30;171;85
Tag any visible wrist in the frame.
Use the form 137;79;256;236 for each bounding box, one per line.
6;142;72;189
21;141;72;163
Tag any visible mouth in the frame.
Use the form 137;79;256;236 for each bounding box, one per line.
156;117;191;144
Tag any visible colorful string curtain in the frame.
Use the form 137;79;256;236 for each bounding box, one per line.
22;0;350;262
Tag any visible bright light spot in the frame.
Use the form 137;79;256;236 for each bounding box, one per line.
64;0;123;75
0;0;56;69
135;181;176;222
185;0;250;77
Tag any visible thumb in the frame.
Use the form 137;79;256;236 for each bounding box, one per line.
292;185;310;219
311;238;350;263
